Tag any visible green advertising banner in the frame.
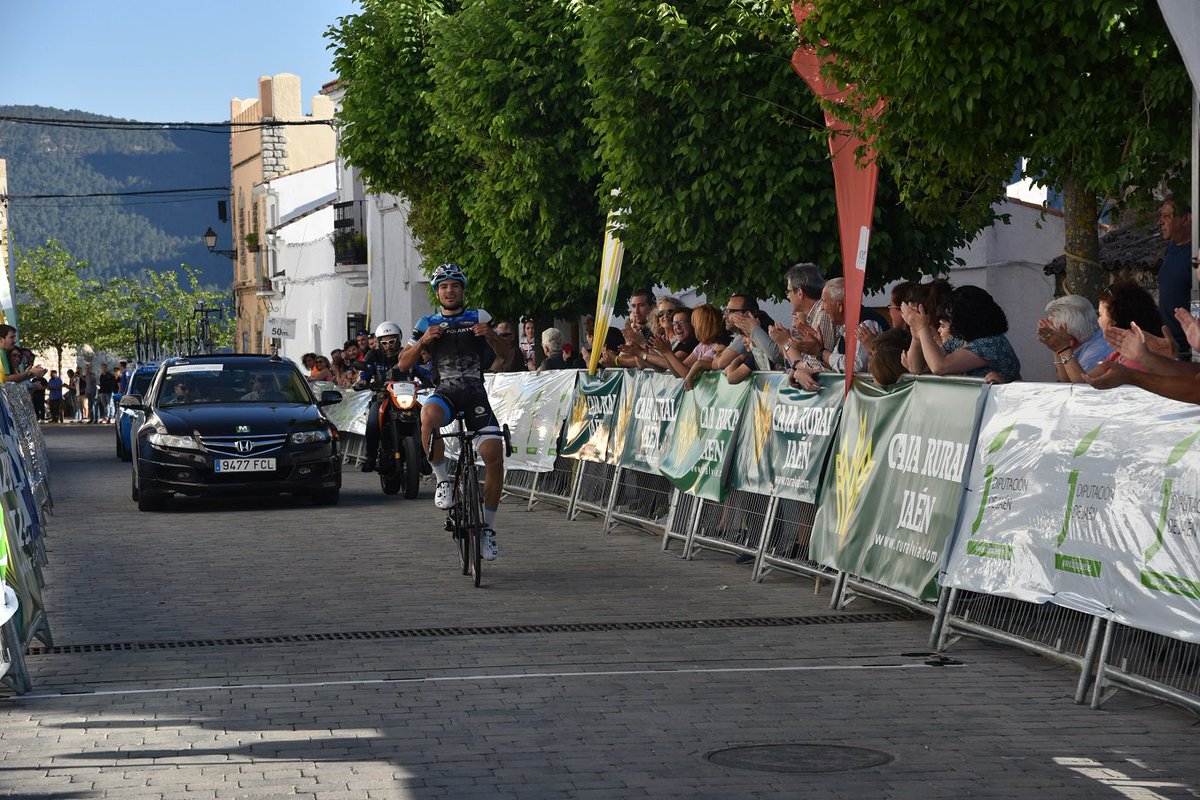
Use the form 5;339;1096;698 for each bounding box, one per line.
618;371;683;474
765;373;844;503
810;376;986;601
559;370;629;464
730;373;783;495
659;372;753;501
0;494;43;642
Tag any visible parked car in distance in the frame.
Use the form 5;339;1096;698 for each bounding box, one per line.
125;354;343;512
115;363;159;462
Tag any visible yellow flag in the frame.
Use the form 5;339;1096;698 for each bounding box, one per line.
588;211;625;375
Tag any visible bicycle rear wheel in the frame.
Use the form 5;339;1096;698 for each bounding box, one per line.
453;503;470;576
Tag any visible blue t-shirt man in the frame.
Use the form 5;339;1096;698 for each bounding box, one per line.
1157;200;1194;354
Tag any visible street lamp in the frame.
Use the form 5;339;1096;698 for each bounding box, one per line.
203;227;236;259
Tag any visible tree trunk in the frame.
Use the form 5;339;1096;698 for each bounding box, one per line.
1061;178;1104;303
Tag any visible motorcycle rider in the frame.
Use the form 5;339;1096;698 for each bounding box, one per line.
398;263;512;561
357;321;434;473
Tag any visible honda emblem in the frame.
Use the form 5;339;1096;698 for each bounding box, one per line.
235;440;253;454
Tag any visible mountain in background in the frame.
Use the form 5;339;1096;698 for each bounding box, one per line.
1;105;232;288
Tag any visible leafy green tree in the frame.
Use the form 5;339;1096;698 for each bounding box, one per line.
328;0;539;322
14;241;123;371
426;0;618;314
329;0;976;319
579;0;975;299
803;0;1191;301
116;266;235;356
14;242;232;370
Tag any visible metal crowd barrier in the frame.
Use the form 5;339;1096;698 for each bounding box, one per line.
603;466;675;536
0;383;54;696
754;498;835;590
503;457;577;511
931;588;1102;704
1090;619;1200;714
567;461;617;522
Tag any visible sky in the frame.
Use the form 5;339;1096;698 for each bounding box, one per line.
5;0;360;121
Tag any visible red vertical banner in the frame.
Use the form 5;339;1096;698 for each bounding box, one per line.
791;2;885;392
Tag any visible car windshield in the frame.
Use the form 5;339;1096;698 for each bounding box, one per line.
157;363;311;407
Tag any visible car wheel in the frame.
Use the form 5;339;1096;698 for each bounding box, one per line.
137;490;166;512
311;487;340;506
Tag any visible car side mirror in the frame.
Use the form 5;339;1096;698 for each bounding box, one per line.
317;390;343;407
119;394;146;411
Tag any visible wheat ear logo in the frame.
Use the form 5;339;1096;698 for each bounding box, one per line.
834;412;876;542
970;422;1016;535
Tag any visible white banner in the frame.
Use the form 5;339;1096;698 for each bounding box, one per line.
944;383;1200;643
487;370;578;472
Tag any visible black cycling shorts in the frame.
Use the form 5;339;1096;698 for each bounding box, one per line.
427;381;501;441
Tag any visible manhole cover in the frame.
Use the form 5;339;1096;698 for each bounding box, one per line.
707;743;893;773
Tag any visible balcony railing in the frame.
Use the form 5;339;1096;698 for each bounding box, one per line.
334;200;367;267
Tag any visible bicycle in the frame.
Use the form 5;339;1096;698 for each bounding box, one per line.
435;415;511;587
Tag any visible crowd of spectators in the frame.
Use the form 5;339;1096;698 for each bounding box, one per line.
585;197;1195;407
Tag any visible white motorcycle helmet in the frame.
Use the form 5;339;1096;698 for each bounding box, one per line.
375;321;403;352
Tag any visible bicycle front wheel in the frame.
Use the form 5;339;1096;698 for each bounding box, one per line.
463;463;484;587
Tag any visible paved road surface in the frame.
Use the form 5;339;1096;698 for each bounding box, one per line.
1;424;1197;799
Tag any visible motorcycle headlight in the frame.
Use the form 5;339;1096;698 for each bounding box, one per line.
289;429;332;444
148;432;201;450
389;381;419;410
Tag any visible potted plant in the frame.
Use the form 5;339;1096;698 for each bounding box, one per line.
259;276;273;293
244;232;260;252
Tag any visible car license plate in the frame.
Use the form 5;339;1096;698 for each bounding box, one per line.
214;458;276;473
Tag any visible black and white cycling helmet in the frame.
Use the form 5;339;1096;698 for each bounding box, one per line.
431;263;467;290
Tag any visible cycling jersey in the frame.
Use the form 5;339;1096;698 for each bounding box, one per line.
411;308;501;440
409;309;495;387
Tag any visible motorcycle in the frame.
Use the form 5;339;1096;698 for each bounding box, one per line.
371;378;431;498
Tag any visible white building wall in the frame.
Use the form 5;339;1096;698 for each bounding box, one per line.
365;193;433;336
262;163;367;362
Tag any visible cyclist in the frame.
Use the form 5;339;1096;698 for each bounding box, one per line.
398;264;512;560
357;320;435;473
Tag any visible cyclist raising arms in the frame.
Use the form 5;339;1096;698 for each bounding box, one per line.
398;264;513;560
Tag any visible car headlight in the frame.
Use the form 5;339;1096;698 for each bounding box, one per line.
148;432;201;450
289;430;332;444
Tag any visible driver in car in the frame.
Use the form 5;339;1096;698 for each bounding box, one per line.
165;379;198;405
240;374;273;401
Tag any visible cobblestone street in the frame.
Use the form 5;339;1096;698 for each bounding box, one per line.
1;424;1197;799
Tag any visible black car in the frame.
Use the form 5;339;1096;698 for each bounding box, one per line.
124;354;343;511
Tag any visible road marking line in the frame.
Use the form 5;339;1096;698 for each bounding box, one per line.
15;661;965;701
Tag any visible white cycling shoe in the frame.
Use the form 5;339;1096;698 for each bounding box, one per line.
434;480;456;510
481;528;500;561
